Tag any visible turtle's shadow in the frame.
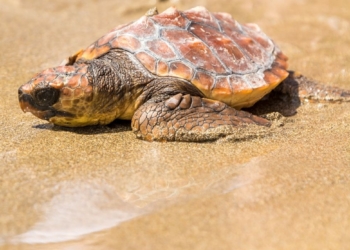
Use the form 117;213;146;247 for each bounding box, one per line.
33;119;131;135
244;74;302;117
245;92;301;117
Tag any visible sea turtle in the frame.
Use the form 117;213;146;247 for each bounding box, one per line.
18;6;349;141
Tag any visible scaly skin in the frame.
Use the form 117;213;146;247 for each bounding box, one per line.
132;93;269;141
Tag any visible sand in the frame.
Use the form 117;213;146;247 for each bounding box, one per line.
0;0;349;249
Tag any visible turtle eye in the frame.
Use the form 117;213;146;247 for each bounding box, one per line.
34;87;60;107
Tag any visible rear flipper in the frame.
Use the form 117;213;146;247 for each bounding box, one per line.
275;71;350;102
131;94;270;142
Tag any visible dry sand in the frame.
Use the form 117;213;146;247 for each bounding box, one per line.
0;0;349;249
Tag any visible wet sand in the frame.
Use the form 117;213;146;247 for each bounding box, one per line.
1;0;350;249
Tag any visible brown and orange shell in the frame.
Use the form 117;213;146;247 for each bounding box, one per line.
74;6;289;109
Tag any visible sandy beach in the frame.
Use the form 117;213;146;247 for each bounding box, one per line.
1;0;349;249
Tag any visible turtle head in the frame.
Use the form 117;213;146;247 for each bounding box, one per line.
18;63;123;127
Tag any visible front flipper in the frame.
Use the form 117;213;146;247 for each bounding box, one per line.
131;94;270;142
275;71;350;102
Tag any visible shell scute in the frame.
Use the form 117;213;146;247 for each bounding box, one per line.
229;75;252;94
80;44;110;60
213;12;243;33
192;71;215;96
275;58;288;69
222;25;269;68
183;6;220;30
97;31;118;46
119;16;157;38
263;70;282;87
244;73;267;90
156;61;169;76
169;61;193;81
243;23;274;53
226;75;254;107
136;52;156;74
211;76;233;103
189;23;254;73
146;39;176;60
163;29;226;73
151;7;188;28
110;35;141;52
271;66;289;80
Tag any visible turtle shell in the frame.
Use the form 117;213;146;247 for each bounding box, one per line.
76;6;288;109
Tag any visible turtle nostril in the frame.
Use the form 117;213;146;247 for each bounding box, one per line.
18;88;23;96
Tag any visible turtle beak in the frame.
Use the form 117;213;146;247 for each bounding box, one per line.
18;86;55;120
18;87;31;113
19;100;29;113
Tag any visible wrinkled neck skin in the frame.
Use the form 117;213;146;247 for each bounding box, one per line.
81;50;155;124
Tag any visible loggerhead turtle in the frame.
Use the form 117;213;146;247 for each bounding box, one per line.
18;6;350;141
